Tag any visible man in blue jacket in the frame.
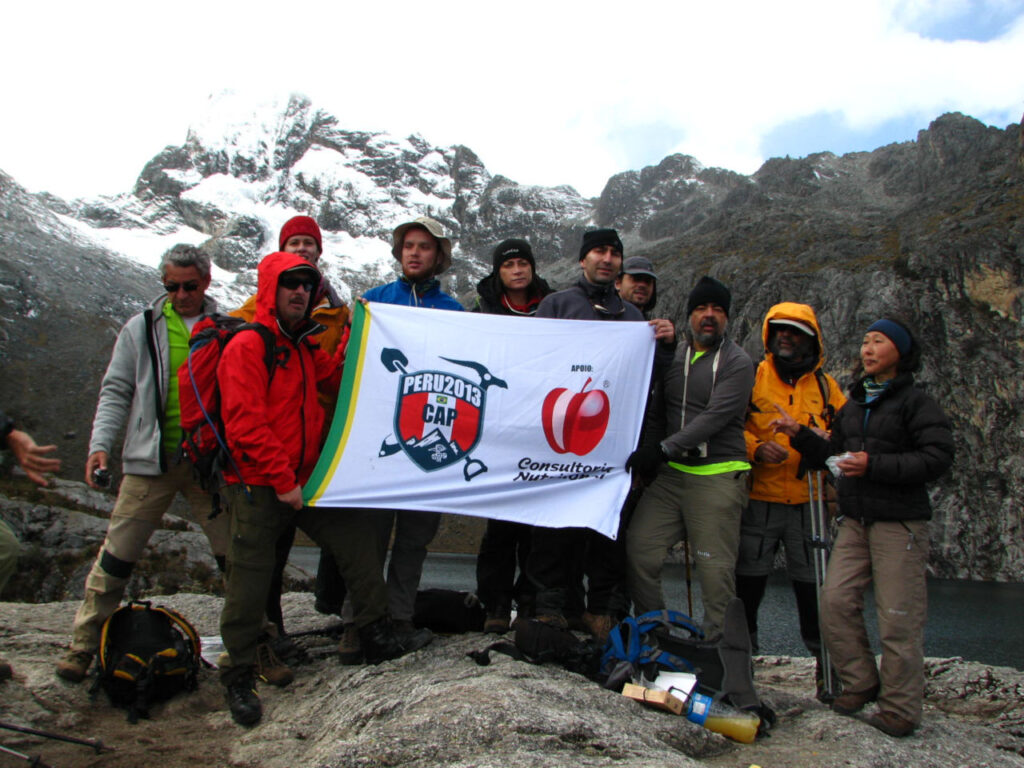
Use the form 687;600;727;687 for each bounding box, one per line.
360;216;463;648
363;216;463;310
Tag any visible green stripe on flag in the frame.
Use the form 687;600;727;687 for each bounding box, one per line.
304;302;371;505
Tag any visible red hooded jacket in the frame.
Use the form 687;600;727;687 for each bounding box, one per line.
218;252;345;494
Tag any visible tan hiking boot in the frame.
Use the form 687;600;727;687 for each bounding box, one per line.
255;642;294;687
868;710;916;737
338;623;362;665
56;650;94;683
831;684;880;716
582;612;615;646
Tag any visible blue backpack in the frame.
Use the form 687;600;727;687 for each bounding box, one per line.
600;609;704;688
600;600;763;713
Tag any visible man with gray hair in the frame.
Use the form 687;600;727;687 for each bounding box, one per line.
56;244;230;683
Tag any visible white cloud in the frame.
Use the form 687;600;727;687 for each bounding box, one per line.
0;0;1021;200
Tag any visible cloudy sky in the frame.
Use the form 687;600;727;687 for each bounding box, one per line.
1;0;1022;200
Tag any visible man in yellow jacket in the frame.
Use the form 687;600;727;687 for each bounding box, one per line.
737;302;845;698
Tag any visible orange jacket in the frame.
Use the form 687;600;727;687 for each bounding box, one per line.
745;302;846;504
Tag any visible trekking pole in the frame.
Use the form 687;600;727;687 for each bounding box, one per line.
0;721;108;754
683;537;693;616
807;471;835;698
0;742;53;767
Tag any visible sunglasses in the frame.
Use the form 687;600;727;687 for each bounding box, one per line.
163;280;200;293
279;274;316;292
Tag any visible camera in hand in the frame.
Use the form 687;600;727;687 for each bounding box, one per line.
685;442;709;459
92;467;111;487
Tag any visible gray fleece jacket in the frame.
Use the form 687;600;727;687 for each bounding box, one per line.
645;336;754;466
89;294;217;476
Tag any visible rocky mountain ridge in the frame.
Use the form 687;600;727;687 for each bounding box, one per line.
0;95;1021;580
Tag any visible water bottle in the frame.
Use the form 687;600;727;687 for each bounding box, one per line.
685;691;760;743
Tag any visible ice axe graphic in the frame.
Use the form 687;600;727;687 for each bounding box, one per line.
440;357;509;392
378;348;410;457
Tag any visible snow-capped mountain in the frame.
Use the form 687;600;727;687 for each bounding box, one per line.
54;92;594;309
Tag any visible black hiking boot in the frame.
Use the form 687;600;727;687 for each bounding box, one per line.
360;617;433;665
359;618;405;665
225;669;262;726
393;619;433;652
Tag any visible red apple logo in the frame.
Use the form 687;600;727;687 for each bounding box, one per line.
542;377;611;455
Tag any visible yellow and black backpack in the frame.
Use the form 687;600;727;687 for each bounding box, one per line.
92;601;203;723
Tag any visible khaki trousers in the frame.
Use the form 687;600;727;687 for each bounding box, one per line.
70;461;230;653
626;466;748;636
821;516;929;724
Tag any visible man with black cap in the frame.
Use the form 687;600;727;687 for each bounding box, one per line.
529;229;674;642
615;256;658;318
737;302;846;698
624;275;754;637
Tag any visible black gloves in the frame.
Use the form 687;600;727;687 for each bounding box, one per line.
625;443;666;476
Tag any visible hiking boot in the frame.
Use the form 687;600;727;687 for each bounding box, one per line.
393;619;433;653
270;632;304;665
255;642;294;687
56;650;94;683
338;623;363;665
535;613;569;630
815;656;841;704
868;710;915;738
225;670;262;727
483;611;511;634
831;684;880;716
0;657;11;682
359;618;405;665
582;612;615;646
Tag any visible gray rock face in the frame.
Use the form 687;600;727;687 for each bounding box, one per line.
0;592;1020;768
0;99;1020;580
0;480;311;603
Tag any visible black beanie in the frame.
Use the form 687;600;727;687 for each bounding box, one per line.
579;229;624;261
686;276;731;316
491;239;535;272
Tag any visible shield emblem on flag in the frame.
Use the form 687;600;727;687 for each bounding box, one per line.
394;370;484;472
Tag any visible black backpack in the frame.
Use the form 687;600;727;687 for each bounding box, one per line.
413;589;486;634
467;619;603;680
92;601;203;723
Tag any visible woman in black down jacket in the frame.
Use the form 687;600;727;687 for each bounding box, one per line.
772;316;954;738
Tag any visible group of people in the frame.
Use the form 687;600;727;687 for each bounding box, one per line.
17;212;952;737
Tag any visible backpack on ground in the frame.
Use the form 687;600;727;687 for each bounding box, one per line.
413;589;486;634
466;618;603;680
92;601;203;723
600;599;763;712
178;313;277;492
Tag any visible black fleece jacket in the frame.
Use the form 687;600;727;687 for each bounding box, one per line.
791;372;954;523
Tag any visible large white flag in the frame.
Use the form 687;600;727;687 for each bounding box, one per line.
304;302;655;538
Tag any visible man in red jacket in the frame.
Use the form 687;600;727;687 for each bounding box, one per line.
216;251;429;726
